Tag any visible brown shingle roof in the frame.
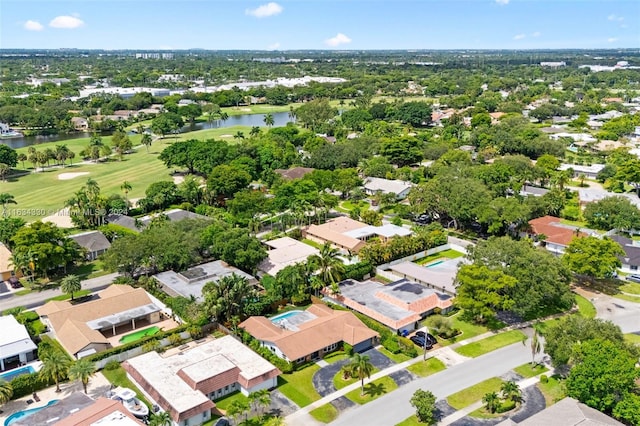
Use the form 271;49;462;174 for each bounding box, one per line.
55;397;145;426
304;217;368;252
274;167;315;180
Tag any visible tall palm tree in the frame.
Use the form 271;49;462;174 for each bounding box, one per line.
0;163;9;182
263;113;275;127
219;111;229;126
60;274;82;301
39;350;71;392
308;243;345;286
203;274;255;324
525;327;542;366
348;354;374;395
55;145;70;167
0;193;17;218
483;391;501;414
121;181;132;210
68;359;96;393
0;379;13;407
17;153;27;170
288;106;296;122
250;126;261;138
233;131;245;140
148;411;172;426
141;133;153;153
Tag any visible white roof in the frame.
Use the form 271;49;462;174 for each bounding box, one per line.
559;163;606;174
259;237;319;276
0;316;37;359
343;224;412;239
126;336;277;413
363;177;413;195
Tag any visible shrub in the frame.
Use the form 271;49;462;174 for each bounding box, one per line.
342;262;374;281
287;228;303;240
10;373;56;399
168;333;183;346
540;374;548;383
343;342;353;356
104;360;120;371
142;340;161;353
16;311;39;323
382;337;401;354
26;320;46;336
497;399;516;413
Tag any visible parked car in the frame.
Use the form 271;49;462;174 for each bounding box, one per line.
626;274;640;283
410;335;432;349
8;277;22;289
416;331;437;345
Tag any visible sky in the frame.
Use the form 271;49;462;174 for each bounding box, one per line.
1;0;639;50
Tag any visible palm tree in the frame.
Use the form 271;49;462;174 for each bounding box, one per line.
55;145;70;167
0;379;13;407
348;353;374;395
501;381;522;404
578;173;587;187
0;163;9;182
148;411;172;426
219;111;229;126
68;359;96;393
141;133;153;153
121;181;132;210
288;106;296;122
233;131;245;140
17;153;27;169
483;391;501;414
0;193;17;218
250;126;261;138
227;399;250;425
263;113;275;127
203;273;255;324
39;350;71;392
263;417;284;426
60;274;82;301
525;327;542;366
257;389;271;419
308;243;345;286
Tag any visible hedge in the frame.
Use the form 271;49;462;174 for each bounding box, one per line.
241;331;294;374
10;372;57;399
342;262;374;281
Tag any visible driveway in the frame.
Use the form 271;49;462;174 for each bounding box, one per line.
312;359;350;397
577;288;640;334
360;347;394;369
267;390;299;418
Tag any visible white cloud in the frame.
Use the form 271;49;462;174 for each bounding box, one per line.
608;14;624;22
495;0;510;5
49;15;85;29
513;34;526;40
531;31;541;37
24;20;44;31
245;2;283;18
268;42;280;50
607;37;618;43
325;33;352;47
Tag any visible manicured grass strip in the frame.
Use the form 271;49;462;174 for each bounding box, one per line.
277;364;321;408
323;351;349;364
302;239;324;250
309;404;339;423
46;289;92;302
447;377;503;410
345;376;398;405
423;311;498;346
454;330;526;358
536;375;566;405
102;366;151;407
620;282;640;295
213;391;249;411
378;347;412;363
334;367;380;390
614;293;640;303
624;333;640;345
396;415;425;426
513;362;548;379
406;357;446;377
575;294;596;318
14;289;33;296
415;249;464;265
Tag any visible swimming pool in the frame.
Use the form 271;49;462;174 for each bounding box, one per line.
118;326;161;344
270;310;303;323
0;366;35;382
424;260;445;268
4;399;60;426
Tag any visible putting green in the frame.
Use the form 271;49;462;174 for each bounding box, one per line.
118;326;161;344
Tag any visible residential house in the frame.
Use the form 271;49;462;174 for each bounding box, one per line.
610;235;640;274
387;258;464;297
138;208;210;228
274;167;315;180
112;110;138;119
363;177;413;200
519;184;549;198
303;217;412;254
550;133;597;144
558;163;606;180
106;213;140;232
527;216;587;255
326;278;453;334
496;397;624;426
0;315;37;371
0;243;21;282
258;237;319;277
69;231;111;261
36;285;164;359
154;260;256;302
124;336;280;426
70;117;89;130
240;303;378;363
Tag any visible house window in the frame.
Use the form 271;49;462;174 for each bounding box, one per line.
631;265;638;271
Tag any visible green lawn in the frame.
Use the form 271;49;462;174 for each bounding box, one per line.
624;333;640;345
341;200;370;211
345;376;398;405
174;125;251;141
378;347;412;363
333;367;380;390
614;293;640;303
513;363;549;378
45;289;92;302
213;391;249;411
277;364;321;408
301;239;324;250
447;377;504;410
575;294;596;318
323;351;349;364
415;249;465;265
406;357;446;377
101;366;151;407
396;415;425;426
537;375;567;405
619;282;640;295
309;404;339;423
455;330;526;358
423;311;493;346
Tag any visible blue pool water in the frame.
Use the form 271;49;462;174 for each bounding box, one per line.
425;260;445;268
0;366;35;382
4;399;60;426
270;310;303;323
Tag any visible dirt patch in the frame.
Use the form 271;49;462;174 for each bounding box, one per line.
58;172;90;180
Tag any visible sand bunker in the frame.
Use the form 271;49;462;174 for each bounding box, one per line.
219;134;233;138
58;172;90;180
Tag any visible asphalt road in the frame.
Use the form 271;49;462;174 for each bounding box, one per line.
328;342;531;426
0;273;120;311
590;294;640;334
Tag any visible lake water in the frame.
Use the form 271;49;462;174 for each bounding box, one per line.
2;111;293;149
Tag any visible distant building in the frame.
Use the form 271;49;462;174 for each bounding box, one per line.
540;61;566;67
137;208;210;228
363;177;414;200
240;303;378;363
70;117;89;130
558;163;605;180
124;336;280;426
69;231;111;261
527;216;587;255
0;315;37;372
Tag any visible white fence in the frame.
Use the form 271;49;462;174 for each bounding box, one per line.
93;331;191;369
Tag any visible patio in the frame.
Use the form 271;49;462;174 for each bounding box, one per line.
105;317;179;348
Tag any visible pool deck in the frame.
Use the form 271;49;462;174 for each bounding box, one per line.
105;318;179;348
0;370;111;424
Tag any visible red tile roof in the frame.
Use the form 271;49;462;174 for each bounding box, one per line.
528;216;586;247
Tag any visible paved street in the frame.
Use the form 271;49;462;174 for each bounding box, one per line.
576;287;640;334
0;273;119;311
323;342;530;426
